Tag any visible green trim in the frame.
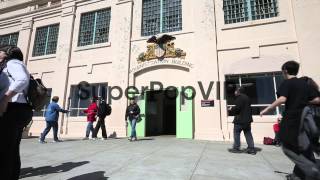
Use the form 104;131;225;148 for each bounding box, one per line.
176;88;193;139
92;11;98;45
160;0;163;33
247;0;252;20
44;26;50;55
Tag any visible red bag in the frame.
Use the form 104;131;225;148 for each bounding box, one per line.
263;137;274;145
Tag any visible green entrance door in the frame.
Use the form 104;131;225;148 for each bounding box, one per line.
176;88;194;139
128;88;193;139
127;93;146;137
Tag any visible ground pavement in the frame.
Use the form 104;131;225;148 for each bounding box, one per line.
20;136;294;180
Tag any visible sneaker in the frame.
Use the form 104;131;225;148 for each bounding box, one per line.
101;138;107;140
39;140;47;144
90;137;98;140
133;137;138;141
286;173;301;180
53;139;63;143
128;137;132;142
82;137;89;140
245;148;257;155
228;148;242;153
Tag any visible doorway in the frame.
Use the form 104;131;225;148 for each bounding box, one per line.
145;90;177;136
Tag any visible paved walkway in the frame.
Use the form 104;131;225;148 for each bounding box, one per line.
20;137;293;180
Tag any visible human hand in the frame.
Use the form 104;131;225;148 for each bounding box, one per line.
260;107;269;117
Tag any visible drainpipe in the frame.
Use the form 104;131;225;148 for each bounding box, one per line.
125;0;135;136
59;3;76;135
212;0;224;140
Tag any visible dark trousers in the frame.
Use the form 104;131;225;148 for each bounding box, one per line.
0;103;32;180
93;117;107;138
282;144;320;180
40;121;59;141
233;123;255;150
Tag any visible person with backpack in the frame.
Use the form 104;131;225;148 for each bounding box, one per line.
125;99;140;141
0;45;33;180
92;98;111;140
39;96;69;143
227;87;256;155
260;61;320;180
83;97;98;140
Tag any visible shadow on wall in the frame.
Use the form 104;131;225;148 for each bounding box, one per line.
20;161;90;179
67;171;109;180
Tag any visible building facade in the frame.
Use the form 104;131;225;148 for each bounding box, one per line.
1;0;319;142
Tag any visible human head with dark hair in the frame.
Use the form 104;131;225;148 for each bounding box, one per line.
52;96;59;102
0;45;23;62
301;76;319;91
91;96;98;103
281;60;299;79
234;86;245;96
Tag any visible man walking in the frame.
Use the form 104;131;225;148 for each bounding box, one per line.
93;98;111;140
260;61;320;180
40;96;69;143
228;87;256;155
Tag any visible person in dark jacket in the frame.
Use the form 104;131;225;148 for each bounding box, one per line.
40;96;69;143
92;98;109;140
228;87;256;155
260;61;320;180
125;99;140;141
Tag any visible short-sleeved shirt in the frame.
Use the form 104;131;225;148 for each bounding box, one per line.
277;77;319;148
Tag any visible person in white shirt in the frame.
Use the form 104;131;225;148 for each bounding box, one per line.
0;45;32;180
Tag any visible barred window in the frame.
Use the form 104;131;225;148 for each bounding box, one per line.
78;8;111;47
223;0;278;24
0;32;19;46
32;24;59;57
69;83;108;117
223;0;249;24
142;0;182;36
250;0;278;20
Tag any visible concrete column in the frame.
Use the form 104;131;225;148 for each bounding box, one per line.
291;0;320;83
55;1;76;135
18;17;33;64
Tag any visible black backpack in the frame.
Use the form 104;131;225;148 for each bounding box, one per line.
298;105;320;153
27;76;48;111
98;101;112;117
7;70;48;111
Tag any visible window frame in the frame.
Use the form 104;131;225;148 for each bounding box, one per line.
32;24;60;57
141;0;183;36
223;0;279;24
0;32;19;46
77;8;111;47
69;83;108;117
225;72;284;116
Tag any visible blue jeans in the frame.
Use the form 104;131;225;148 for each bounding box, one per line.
129;119;137;138
86;122;94;138
41;121;58;141
233;124;254;150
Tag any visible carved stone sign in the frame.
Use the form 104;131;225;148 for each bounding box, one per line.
137;34;186;62
129;58;193;74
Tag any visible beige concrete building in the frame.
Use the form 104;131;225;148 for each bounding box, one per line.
1;0;319;142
